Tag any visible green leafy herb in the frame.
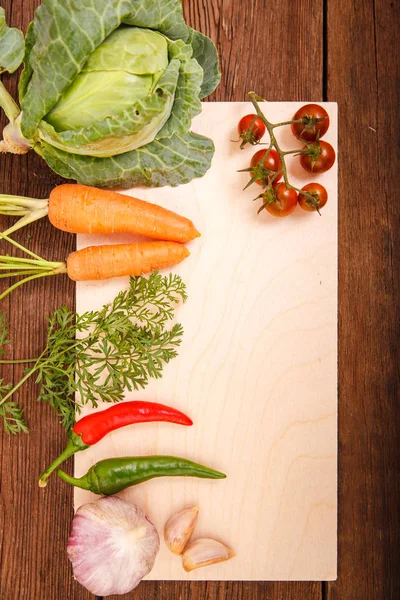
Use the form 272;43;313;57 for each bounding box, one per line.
0;312;28;434
0;272;187;433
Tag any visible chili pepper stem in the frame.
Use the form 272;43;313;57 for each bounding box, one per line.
57;469;91;491
39;432;89;487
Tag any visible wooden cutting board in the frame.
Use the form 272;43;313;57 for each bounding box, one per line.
75;102;338;581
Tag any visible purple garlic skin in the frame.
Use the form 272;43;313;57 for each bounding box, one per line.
67;496;159;596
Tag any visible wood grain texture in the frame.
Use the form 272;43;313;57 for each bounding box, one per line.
74;102;337;584
326;0;400;598
0;0;325;594
1;0;397;598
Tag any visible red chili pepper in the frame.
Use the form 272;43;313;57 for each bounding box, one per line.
39;401;192;488
73;401;193;445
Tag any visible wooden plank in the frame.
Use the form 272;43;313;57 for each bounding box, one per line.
75;101;338;583
107;580;322;600
185;0;323;102
0;1;91;598
326;0;400;599
0;1;324;599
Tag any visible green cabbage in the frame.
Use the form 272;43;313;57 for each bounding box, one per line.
0;1;220;188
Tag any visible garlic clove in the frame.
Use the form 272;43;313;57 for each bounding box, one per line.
164;505;199;555
67;496;159;596
182;537;234;572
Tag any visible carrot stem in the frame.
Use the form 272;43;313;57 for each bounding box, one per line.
0;270;55;279
0;264;52;270
0;232;44;260
0;231;66;299
0;255;60;266
0;271;60;300
2;208;49;236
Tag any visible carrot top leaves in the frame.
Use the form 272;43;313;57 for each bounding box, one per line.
0;312;28;434
0;272;186;433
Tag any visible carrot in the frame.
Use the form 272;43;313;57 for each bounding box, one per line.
0;184;200;242
67;242;190;281
0;234;190;300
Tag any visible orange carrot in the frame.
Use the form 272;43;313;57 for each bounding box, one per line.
66;241;190;281
1;184;201;241
0;234;190;300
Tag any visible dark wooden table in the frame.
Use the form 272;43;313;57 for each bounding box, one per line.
0;1;399;598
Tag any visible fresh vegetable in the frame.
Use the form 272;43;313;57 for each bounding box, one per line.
0;8;24;75
0;2;220;188
0;272;186;433
57;455;227;494
0;233;190;299
248;149;283;187
237;114;266;148
182;538;234;572
266;183;298;218
291;104;330;141
0;184;201;240
67;496;159;596
67;241;189;281
299;140;336;174
255;182;298;217
298;183;328;213
238;93;335;217
39;401;193;487
164;505;199;555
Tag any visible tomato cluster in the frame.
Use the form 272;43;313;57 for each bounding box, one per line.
237;103;335;217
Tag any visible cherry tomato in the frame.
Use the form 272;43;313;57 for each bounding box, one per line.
250;149;282;186
261;182;298;218
238;114;266;148
299;141;336;173
291;104;330;141
298;183;328;213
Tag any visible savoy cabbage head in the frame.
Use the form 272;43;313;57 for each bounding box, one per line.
0;1;220;188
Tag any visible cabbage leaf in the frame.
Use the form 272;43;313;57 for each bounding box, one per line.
0;8;25;74
1;1;220;188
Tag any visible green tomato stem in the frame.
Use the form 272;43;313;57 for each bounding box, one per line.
248;92;291;187
271;118;302;129
247;93;323;205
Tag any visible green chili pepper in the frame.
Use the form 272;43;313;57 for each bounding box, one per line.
57;456;226;495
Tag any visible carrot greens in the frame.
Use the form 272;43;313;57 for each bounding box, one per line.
0;272;186;433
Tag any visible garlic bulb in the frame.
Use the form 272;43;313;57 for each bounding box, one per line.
67;496;159;596
164;505;199;554
182;538;234;572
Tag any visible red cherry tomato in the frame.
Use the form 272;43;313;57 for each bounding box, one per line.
262;182;298;217
238;114;266;148
250;149;282;186
298;183;328;213
299;141;336;173
291;104;330;141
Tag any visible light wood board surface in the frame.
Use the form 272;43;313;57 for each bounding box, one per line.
75;102;338;581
